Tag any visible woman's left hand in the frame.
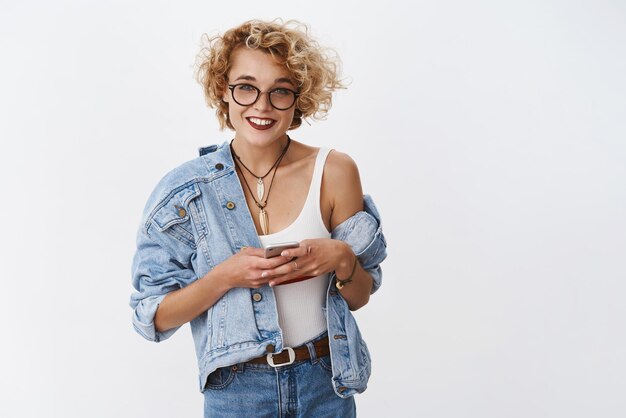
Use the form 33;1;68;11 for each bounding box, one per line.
261;238;353;287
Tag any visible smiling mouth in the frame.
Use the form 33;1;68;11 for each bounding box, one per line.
247;117;276;130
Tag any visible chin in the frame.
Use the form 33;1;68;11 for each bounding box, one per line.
237;126;289;146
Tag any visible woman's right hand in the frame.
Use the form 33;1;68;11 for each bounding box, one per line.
214;247;292;290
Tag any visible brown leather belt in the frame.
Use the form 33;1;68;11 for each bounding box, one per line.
247;336;330;366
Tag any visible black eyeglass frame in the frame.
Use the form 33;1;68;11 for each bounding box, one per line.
227;83;299;111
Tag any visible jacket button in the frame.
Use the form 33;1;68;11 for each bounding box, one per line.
226;201;236;210
338;386;348;393
215;163;224;170
252;293;262;302
265;344;275;353
177;207;186;217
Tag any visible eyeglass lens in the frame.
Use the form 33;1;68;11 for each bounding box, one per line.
231;84;296;110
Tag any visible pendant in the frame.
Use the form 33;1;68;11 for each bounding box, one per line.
259;208;269;235
256;178;265;201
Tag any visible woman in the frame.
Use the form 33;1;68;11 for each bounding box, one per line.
130;19;386;417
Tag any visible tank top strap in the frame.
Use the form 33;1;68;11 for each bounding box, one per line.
304;147;332;221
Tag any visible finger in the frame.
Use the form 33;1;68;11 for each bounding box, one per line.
269;271;315;287
258;255;292;269
280;242;309;258
262;259;303;281
240;246;264;257
260;264;288;279
268;275;291;286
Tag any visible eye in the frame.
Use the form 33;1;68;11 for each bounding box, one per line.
271;88;293;97
236;84;257;92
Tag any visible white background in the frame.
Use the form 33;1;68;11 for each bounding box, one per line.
1;1;625;417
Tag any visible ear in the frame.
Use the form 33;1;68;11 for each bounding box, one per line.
220;83;230;103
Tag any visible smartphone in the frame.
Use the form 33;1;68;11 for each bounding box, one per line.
263;241;299;258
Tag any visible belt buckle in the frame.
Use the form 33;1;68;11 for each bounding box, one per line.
266;347;295;367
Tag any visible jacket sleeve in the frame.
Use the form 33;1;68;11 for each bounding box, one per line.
129;185;200;342
331;194;387;294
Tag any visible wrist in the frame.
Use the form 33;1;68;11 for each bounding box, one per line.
336;252;358;290
335;241;358;291
202;264;232;294
334;241;354;279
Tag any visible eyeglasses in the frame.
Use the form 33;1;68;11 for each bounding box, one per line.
228;83;299;110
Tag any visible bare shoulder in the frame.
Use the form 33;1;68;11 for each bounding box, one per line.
324;150;360;180
322;150;364;229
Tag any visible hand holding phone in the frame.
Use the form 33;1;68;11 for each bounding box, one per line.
263;241;299;258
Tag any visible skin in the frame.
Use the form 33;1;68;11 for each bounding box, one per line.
154;47;373;334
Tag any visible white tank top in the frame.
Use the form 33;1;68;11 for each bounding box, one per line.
258;148;332;347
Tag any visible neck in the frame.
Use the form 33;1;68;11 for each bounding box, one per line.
231;134;290;174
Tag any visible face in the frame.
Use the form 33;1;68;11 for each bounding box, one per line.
224;47;297;147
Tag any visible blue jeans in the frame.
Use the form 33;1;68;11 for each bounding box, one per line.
203;334;356;417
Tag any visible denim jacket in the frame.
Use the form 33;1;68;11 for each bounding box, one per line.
130;141;387;398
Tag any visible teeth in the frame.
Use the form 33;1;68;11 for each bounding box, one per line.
249;117;273;126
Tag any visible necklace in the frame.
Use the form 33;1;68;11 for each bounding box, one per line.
230;137;292;235
232;137;290;201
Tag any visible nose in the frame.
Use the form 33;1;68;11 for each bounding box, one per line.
253;91;272;111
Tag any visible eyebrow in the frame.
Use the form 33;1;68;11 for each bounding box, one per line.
233;75;295;86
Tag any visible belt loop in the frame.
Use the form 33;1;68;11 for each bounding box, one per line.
305;339;317;363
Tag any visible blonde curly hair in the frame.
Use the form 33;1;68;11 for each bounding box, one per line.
195;19;345;130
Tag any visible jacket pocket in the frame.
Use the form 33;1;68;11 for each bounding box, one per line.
151;183;202;249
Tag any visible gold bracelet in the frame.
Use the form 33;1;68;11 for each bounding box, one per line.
336;255;358;290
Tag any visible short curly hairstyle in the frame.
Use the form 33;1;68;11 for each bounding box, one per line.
195;19;345;130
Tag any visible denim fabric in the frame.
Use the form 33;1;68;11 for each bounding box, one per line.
203;333;356;417
130;141;387;398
